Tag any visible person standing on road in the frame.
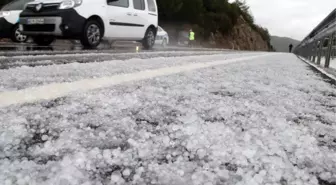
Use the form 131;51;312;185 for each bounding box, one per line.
189;29;195;47
289;44;293;53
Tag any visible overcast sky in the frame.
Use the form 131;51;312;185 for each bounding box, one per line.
229;0;336;40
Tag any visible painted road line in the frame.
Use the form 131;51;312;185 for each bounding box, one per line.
0;54;274;108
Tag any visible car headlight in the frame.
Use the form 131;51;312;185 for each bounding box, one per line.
0;11;11;18
59;0;82;9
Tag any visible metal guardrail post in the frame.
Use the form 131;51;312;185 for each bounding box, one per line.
325;33;335;68
317;38;323;65
309;43;314;60
316;45;318;62
312;41;317;63
305;46;309;58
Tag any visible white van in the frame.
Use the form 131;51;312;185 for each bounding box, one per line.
19;0;158;49
0;0;34;43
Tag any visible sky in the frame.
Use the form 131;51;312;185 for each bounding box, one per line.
229;0;336;40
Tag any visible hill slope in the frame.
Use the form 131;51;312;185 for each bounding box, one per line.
271;36;300;52
158;0;272;51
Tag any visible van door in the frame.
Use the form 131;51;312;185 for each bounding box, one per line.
129;0;147;39
105;0;137;39
146;0;158;26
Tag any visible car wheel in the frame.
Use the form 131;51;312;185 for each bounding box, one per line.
162;38;168;47
11;25;28;43
33;36;55;46
142;28;155;50
80;20;102;49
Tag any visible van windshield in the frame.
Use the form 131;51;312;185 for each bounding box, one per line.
1;0;33;11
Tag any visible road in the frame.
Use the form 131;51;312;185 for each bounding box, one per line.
0;47;335;185
0;42;233;69
0;41;226;56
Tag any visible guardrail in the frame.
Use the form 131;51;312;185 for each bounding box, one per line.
294;9;336;68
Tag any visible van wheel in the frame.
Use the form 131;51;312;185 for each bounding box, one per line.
11;25;28;43
142;28;155;50
33;36;55;46
80;20;102;49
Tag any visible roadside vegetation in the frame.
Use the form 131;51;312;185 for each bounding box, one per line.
0;0;11;8
157;0;271;43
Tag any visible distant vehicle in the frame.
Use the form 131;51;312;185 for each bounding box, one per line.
0;0;33;43
155;26;169;47
19;0;159;49
177;30;189;46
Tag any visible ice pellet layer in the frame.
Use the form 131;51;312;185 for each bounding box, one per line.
0;54;336;185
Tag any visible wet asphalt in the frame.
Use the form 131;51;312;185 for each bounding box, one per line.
0;41;233;69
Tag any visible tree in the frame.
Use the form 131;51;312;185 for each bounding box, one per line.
234;0;254;24
156;0;271;43
156;0;183;21
177;0;204;23
200;0;240;35
0;0;13;9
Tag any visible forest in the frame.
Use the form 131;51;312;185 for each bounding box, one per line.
157;0;270;42
0;0;11;8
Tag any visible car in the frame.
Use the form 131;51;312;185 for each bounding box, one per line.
177;30;189;46
0;0;33;43
19;0;159;49
155;26;169;47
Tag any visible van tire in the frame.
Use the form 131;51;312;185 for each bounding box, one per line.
33;36;55;46
142;27;155;50
80;20;102;49
11;24;28;43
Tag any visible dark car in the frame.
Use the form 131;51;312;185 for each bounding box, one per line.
0;0;33;43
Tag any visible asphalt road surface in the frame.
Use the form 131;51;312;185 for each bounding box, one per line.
0;41;236;69
0;41;225;55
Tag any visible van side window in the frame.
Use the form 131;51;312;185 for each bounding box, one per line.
107;0;129;8
146;0;156;12
133;0;145;10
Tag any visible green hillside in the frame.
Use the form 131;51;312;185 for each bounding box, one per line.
270;36;300;52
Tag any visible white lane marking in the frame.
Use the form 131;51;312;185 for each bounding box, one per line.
0;54;274;108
